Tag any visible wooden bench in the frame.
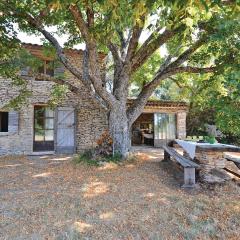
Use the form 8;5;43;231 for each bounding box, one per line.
162;146;200;188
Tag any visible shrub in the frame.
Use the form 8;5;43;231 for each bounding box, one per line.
73;150;123;166
73;131;127;166
73;149;99;166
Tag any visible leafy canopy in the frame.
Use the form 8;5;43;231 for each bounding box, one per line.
0;0;239;113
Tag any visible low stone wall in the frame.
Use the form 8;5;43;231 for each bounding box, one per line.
183;150;231;183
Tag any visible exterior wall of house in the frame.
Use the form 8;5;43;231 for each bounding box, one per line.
176;111;187;139
0;45;108;155
0;79;108;155
141;106;187;147
0;44;187;155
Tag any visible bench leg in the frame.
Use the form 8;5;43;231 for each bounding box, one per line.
182;167;196;188
163;150;170;161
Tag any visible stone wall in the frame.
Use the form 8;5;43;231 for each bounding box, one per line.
0;46;108;155
0;44;187;155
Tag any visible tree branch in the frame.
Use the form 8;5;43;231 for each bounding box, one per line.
164;36;208;71
171;66;216;74
36;74;81;95
69;4;93;44
69;4;116;107
127;70;178;125
22;13;91;89
169;77;196;94
130;25;185;73
36;74;108;110
110;17;146;102
107;42;122;66
86;5;94;28
127;36;214;125
125;17;145;63
116;29;132;59
8;5;115;108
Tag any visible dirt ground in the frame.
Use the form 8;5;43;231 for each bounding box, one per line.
0;148;240;240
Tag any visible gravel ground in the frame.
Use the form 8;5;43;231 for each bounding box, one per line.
0;148;240;240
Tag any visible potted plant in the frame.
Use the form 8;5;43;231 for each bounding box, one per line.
203;135;217;144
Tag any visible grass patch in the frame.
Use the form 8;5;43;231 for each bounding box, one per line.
72;149;123;166
72;149;99;166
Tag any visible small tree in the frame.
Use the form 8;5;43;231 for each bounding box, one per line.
0;0;239;156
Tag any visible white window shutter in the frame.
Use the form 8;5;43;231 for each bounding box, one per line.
8;111;19;133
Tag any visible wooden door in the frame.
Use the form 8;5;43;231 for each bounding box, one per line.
55;107;75;154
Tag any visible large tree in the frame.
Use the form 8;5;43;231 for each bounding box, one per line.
0;0;239;156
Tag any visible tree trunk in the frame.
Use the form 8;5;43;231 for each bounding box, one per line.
109;104;130;158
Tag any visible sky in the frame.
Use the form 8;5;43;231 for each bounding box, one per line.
17;25;167;56
16;26;86;50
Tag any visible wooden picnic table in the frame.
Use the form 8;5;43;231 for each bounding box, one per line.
174;140;240;183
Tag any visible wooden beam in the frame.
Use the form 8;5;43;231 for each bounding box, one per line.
183;167;196;188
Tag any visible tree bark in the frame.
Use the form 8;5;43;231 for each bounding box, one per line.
109;103;130;158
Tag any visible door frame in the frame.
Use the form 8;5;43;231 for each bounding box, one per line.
153;112;177;147
32;104;55;152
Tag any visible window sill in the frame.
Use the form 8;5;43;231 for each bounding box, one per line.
0;132;16;136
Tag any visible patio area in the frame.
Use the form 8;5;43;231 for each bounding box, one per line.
0;150;240;239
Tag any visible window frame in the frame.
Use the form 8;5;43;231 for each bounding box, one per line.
154;113;177;140
35;59;54;81
34;106;55;142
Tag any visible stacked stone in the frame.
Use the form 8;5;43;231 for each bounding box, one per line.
195;150;231;183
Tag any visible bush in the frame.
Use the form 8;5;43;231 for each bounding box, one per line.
73;150;123;166
72;131;127;166
73;149;99;166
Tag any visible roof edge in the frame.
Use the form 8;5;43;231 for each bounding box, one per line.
127;99;188;108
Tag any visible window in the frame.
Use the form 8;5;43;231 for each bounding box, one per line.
0;112;9;132
33;106;54;151
154;113;176;140
35;60;54;81
34;106;54;142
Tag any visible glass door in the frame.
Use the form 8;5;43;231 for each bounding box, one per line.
154;113;176;145
33;106;54;151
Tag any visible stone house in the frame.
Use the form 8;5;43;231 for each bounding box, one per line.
0;44;188;155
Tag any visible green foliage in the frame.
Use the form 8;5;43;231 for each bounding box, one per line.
203;136;217;144
131;52;163;86
168;67;240;140
6;89;32;110
0;0;239;138
73;149;122;166
49;84;69;107
73;149;99;166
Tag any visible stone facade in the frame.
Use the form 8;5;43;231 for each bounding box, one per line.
0;44;188;155
0;44;108;155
